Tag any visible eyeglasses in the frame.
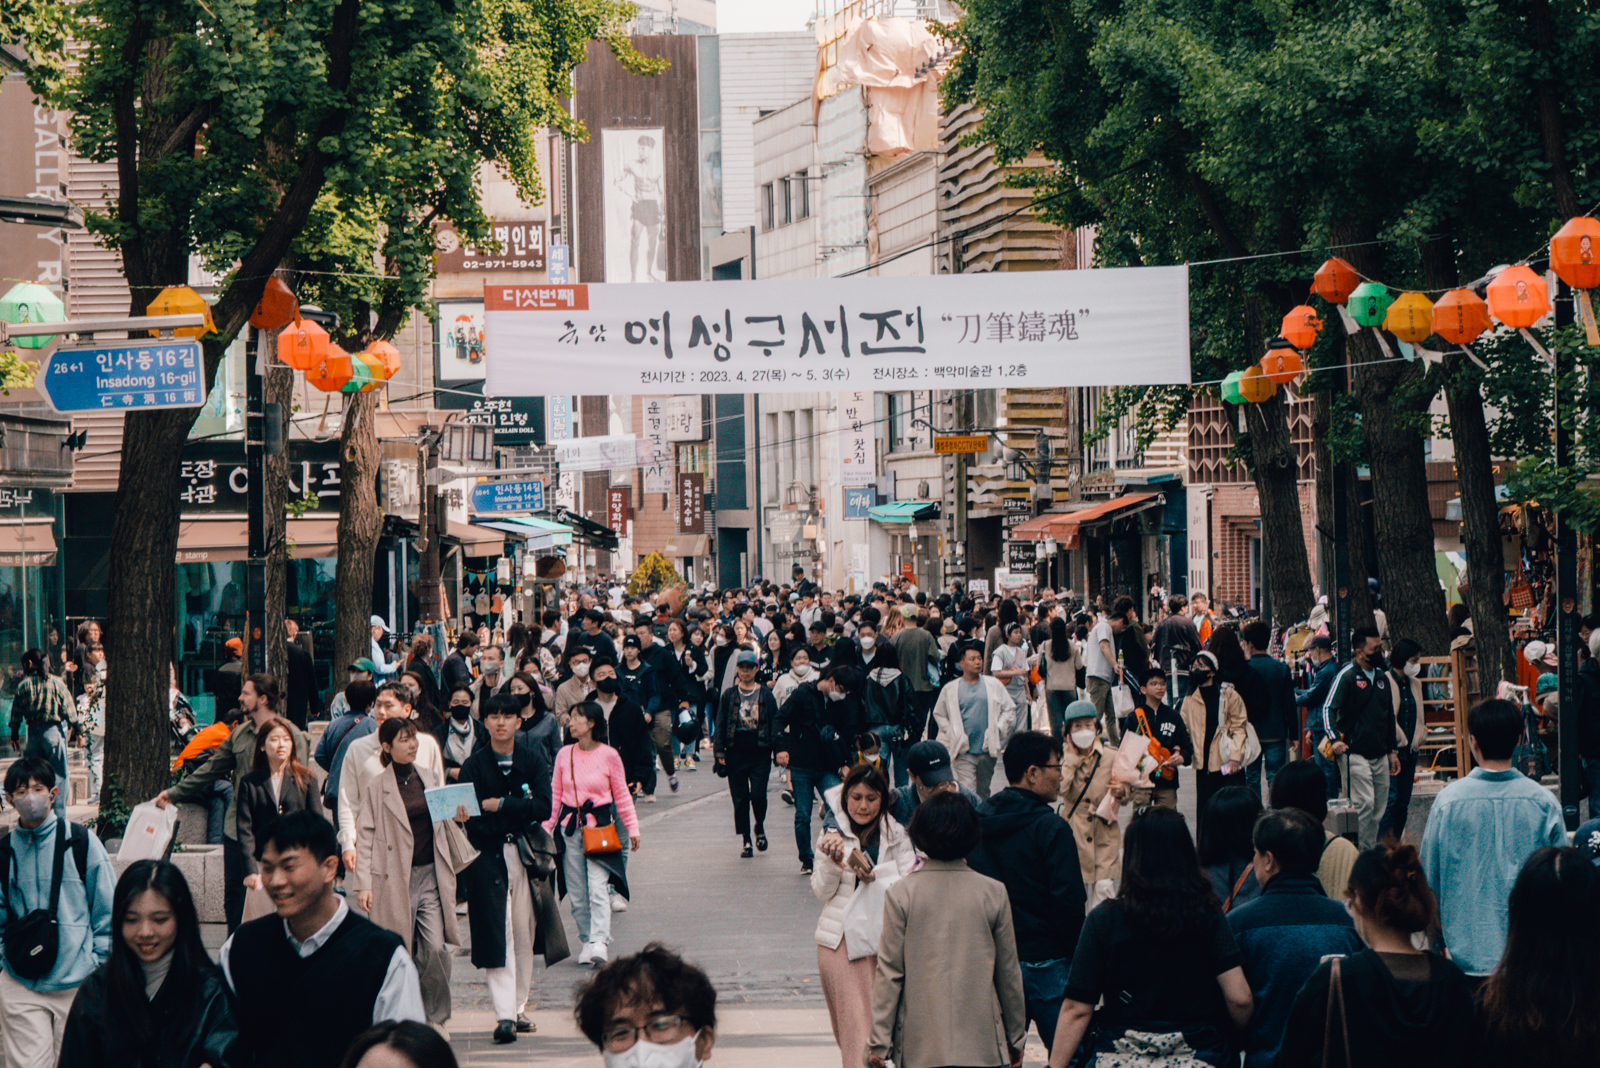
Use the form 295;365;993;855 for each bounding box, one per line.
602;1014;688;1052
1037;763;1063;771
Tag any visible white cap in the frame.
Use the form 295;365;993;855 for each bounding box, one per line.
370;615;388;630
1524;640;1551;665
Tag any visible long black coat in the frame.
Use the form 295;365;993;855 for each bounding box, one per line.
600;695;654;785
283;640;319;729
59;962;238;1068
457;739;554;969
235;769;324;876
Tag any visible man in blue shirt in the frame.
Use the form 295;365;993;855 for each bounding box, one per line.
1421;698;1565;977
1294;635;1341;800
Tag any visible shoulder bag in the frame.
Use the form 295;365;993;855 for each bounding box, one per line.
572;747;623;856
1;822;69;981
1064;750;1103;822
1322;956;1350;1068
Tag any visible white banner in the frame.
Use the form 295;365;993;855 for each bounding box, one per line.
664;395;702;441
640;399;672;493
556;471;577;509
554;434;639;472
603;129;666;284
839;390;875;487
482;266;1190;397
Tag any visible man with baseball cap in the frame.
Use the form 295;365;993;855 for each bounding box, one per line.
368;615;400;678
214;635;245;714
1295;633;1341;801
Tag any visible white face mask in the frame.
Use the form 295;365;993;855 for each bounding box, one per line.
826;688;846;703
1404;661;1421;678
715;636;728;647
603;1033;702;1068
860;635;876;651
573;662;591;678
1070;728;1097;751
792;664;812;679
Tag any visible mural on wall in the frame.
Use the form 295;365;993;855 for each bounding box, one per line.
603;128;667;283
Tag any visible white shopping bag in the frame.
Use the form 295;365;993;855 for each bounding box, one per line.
118;801;177;862
1111;683;1136;716
1030;694;1051;733
841;865;902;960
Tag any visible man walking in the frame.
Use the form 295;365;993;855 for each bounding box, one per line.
1318;626;1400;849
1083;604;1126;744
441;632;479;693
8;650;73;819
1294;634;1341;799
1151;595;1201;699
159;674;309;930
890;606;939;745
1228;809;1362;1067
283;620;320;728
774;664;857;874
930;645;1017;800
1421;698;1565;978
470;642;509;717
0;758;115;1068
1240;620;1295;801
968;732;1086;1056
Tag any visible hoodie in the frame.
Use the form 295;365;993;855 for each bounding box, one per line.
1279;949;1478;1068
0;815;116;993
966;786;1086;962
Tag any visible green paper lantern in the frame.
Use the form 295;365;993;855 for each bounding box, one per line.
0;283;66;350
1347;281;1393;328
1221;370;1245;404
339;358;372;393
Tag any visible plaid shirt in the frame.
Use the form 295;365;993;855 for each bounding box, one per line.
10;672;74;739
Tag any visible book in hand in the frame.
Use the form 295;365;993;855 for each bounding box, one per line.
424;783;481;823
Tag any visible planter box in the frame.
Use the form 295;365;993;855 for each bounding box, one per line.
112;843;227;923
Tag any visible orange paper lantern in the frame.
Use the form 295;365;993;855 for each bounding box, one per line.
305;343;354;392
278;320;330;372
250;277;299;331
352;350;384;392
1260;340;1305;385
1486;265;1550;328
1550;217;1600;290
1311;257;1360;305
1383;292;1435;344
1431;289;1491;345
1280;305;1323;350
146;285;215;339
366;340;401;380
1238;365;1277;403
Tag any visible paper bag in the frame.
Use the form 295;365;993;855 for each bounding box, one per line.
118;801;177;862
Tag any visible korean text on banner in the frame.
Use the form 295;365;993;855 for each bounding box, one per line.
839;391;875;487
482;267;1190;397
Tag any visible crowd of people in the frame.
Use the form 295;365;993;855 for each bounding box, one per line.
2;566;1597;1068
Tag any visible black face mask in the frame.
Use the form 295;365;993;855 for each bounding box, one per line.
516;692;533;709
1368;653;1388;671
596;677;621;695
1191;670;1214;688
449;705;472;721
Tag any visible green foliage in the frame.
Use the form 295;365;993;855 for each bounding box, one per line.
626;552;682;597
93;776;133;840
0;350;36;393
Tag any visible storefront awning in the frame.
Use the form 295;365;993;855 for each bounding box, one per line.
662;533;710;557
0;519;57;567
447;520;506;556
554;508;620;551
176;517;340;563
1009;493;1160;548
867;501;940;524
470;516;573;551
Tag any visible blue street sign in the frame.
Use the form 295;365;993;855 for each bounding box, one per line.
844;487;877;519
470;479;546;514
548;244;569;284
39;339;205;413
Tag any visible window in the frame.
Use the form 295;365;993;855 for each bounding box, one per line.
780;177;793;226
762;183;776;231
793;172;810;219
887;392;912;453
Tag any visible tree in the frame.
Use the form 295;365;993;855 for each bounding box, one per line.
9;0;657;801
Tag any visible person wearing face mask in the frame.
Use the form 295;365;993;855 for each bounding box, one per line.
1060;703;1124;905
557;649;597;727
860;638;914;790
574;943;717;1068
509;670;561;768
435;685;489;782
57;860;237;1068
1379;638;1427;843
775;664;859;874
772;646;817;708
1179;650;1250;840
715;651;780;859
1318;626;1402;850
471;645;510;718
590;659;655;807
331;683;445;883
0;758;116;1068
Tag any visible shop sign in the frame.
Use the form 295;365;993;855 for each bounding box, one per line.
178;442;340;512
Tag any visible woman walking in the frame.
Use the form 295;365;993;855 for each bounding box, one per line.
1198;784;1263;913
1179;650;1249;835
867;792;1027;1068
354;717;469;1030
812;764;916;1068
667;619;708;769
236;715;324;918
714;650;778;858
546;702;641;968
1037;616;1081;739
1048;807;1253;1068
1061;700;1123;904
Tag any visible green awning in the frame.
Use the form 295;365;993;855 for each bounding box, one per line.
470;515;572;550
867;501;940;524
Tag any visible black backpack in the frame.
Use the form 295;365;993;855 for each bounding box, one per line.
0;822;90;981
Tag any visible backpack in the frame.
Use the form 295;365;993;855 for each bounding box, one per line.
0;823;90;981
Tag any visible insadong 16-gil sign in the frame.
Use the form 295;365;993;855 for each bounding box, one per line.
482;268;1190;396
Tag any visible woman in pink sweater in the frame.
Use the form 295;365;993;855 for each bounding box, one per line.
547;700;641;966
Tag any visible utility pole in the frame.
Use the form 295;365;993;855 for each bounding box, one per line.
418;429;443;623
244;326;266;674
1554;281;1580;830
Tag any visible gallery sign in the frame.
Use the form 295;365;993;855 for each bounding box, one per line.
483;266;1190;396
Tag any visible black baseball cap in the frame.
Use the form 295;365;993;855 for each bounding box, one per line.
622;635;641;649
905;741;955;786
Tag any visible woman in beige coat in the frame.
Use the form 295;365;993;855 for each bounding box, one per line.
868;793;1027;1068
355;717;470;1028
1060;700;1123;905
1178;650;1250;835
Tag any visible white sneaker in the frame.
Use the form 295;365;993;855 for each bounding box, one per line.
589;942;608;965
610;892;628;913
577;942;598;965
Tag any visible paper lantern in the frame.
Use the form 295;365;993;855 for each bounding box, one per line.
340;357;373;394
250;277;299;331
305;343;354;392
1280;305;1323;350
1239;366;1276;403
146;285;215;339
0;282;66;350
1221;370;1245;404
1486;265;1549;328
1260;339;1305;385
366;340;401;380
278;320;330;372
1431;288;1492;345
1383;292;1434;344
1347;282;1393;327
1550;217;1600;290
1312;258;1360;304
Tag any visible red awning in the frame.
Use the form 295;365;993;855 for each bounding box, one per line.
1009;493;1160;548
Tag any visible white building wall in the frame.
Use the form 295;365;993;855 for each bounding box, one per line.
753;98;820;281
718;33;817;235
870;150;939;278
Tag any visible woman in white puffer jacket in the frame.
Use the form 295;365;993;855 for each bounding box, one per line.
811;763;917;1068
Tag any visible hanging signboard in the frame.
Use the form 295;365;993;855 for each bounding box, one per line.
607;487;631;536
663;395;703;441
934;434;989;455
839;390;875;487
676;472;705;534
640;399;672;493
482;267;1190;396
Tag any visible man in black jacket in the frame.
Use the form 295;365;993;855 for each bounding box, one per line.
1241;620;1296;802
283;620;320;728
1319;626;1400;849
441;632;479;693
773;664;858;874
968;730;1086;1056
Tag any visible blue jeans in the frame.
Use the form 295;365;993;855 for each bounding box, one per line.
1380;747;1418;841
25;724;68;819
789;766;841;864
869;727;908;791
207;779;233;845
1020;958;1070;1053
1246;739;1288;802
1315;750;1342;801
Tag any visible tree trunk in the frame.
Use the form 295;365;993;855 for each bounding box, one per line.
1244;393;1315;626
264;362;292;688
334;392;382;675
1311;392;1376;633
